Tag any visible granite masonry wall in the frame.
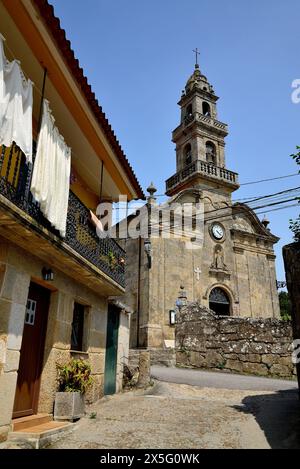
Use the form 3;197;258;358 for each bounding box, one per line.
176;302;296;379
0;237;129;441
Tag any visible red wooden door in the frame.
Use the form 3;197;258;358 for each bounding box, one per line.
13;283;50;418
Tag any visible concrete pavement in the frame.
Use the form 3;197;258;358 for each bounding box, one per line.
2;367;299;449
151;365;299;392
44;380;300;449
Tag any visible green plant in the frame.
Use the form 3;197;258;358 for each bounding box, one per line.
57;358;93;394
289;218;300;242
216;360;226;370
278;291;292;321
89;412;97;419
289;147;300;242
108;250;116;264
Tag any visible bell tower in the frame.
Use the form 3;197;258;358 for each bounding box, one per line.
166;57;239;197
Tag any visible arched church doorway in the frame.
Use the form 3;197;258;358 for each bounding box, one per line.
209;287;230;316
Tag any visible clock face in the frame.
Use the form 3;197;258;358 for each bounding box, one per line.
212;224;224;240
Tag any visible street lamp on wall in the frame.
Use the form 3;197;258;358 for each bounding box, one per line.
42;267;54;281
176;285;187;311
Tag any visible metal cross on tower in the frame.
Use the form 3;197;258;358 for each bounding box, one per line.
193;48;200;66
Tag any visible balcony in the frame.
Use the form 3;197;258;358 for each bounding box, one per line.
173;113;228;140
166;160;239;195
0;143;125;291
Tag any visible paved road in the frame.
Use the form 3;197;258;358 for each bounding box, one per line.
44;381;300;449
3;369;299;449
151;365;299;392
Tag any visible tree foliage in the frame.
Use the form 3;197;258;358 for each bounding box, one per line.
289;146;300;242
278;291;292;321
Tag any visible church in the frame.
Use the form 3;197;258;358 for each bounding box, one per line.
121;59;280;350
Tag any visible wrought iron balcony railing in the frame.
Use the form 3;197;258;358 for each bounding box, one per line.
166;159;239;193
0;143;125;288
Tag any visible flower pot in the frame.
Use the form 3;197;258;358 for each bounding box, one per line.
54;391;85;421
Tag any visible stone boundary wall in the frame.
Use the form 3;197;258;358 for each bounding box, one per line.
175;302;296;379
129;348;176;369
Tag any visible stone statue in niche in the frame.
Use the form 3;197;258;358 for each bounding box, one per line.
211;245;227;270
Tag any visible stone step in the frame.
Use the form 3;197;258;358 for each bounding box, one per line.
12;414;52;432
8;420;73;449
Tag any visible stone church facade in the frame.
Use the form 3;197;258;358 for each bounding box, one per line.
122;62;280;349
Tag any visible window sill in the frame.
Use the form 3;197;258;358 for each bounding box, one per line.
70;350;89;356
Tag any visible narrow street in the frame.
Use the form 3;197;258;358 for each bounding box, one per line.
44;368;300;450
151;365;299;391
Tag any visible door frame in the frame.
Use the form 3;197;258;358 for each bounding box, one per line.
12;281;51;419
104;304;120;395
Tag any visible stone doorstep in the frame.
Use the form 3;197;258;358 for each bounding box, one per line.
8;420;73;449
11;414;52;432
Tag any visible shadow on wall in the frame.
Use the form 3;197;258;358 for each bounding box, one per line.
232;389;300;449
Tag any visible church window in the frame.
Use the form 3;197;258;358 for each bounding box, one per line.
186;104;193;116
202;101;211;116
184;143;192;166
206;141;216;165
209;287;230;316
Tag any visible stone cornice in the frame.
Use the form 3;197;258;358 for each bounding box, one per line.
232;240;275;256
232;204;280;244
209;268;231;279
172;115;228;141
231;228;273;242
178;88;219;107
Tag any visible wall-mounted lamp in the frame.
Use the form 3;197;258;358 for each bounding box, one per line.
175;285;187;311
144;239;152;269
42;267;54;281
169;309;176;326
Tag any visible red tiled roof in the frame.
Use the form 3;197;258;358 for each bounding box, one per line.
33;0;144;199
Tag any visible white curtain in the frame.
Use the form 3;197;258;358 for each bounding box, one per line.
31;100;71;237
0;34;33;163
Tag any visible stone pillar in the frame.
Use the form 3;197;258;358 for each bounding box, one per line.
115;310;130;393
218;142;226;167
267;255;280;319
195;135;205;161
283;242;300;393
0;259;30;441
194;95;202;115
37;291;72;414
85;303;107;402
137;350;150;388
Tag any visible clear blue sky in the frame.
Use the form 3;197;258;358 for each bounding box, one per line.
51;0;300;283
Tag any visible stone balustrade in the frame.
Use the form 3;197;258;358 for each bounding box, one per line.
181;113;228;132
166;159;239;192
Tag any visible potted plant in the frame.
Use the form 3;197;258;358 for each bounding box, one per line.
107;250;117;268
54;358;93;422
